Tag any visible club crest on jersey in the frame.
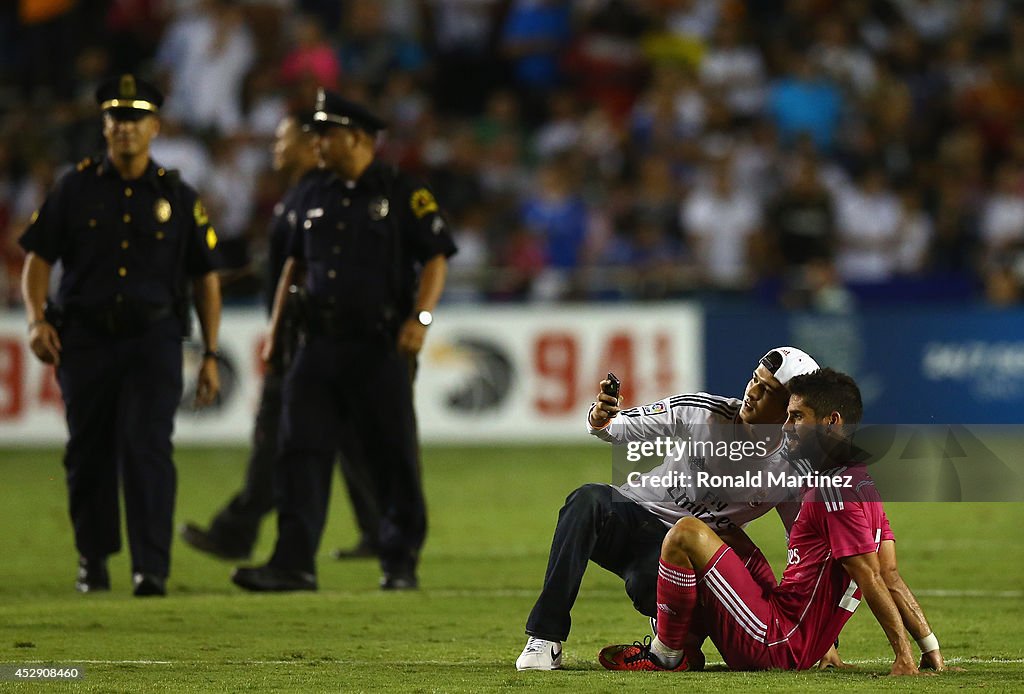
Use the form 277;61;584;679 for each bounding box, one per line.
642;402;666;416
748;487;769;508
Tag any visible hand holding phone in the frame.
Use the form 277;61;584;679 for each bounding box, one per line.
602;372;620;399
591;372;622;428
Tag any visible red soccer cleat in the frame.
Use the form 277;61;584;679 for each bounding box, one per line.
598;636;689;671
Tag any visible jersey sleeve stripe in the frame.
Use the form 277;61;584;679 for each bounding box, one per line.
668;399;736;419
668;394;741;414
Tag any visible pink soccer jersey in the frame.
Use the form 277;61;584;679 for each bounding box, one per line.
768;465;889;669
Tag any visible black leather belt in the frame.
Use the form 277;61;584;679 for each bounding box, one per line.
64;302;174;337
304;305;388;341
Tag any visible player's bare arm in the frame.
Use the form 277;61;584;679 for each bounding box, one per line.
878;540;954;671
587;379;621;428
839;551;921;676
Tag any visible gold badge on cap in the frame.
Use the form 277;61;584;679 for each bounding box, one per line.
120;74;137;98
410;188;438;219
369;196;390;220
154;198;171;222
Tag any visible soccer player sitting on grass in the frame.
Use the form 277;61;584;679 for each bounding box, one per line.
598;368;951;674
517;347;821;671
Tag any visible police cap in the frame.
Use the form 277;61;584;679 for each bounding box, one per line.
96;74;163;121
310;88;387;134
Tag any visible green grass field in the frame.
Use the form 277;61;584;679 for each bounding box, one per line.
1;445;1022;692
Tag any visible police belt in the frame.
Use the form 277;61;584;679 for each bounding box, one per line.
303;305;393;341
63;301;174;337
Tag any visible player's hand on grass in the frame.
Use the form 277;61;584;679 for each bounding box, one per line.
920;650;962;672
890;656;926;676
816;645;855;670
589;380;621;427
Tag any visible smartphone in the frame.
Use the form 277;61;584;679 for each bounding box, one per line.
603;372;620;399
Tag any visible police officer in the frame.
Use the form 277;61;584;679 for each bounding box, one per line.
231;89;456;591
19;74;223;597
179;113;382;561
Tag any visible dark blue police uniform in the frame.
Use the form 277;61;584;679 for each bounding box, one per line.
225;90;459;592
180;168;324;558
273;158;455;582
18;75;221;596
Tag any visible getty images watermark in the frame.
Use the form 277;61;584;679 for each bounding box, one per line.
611;423;1024;502
623;436;852;491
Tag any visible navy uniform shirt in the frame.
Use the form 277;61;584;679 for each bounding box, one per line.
288;160;457;327
19;155;220;310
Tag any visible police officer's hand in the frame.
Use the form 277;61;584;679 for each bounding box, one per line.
588;379;622;428
397;318;427;357
194;357;220;408
28;320;62;366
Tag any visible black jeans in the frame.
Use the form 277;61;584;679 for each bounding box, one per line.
525;483;668;642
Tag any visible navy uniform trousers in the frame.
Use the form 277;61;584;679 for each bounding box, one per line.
55;316;183;578
271;333;425;576
203;368;381;555
525;483;667;642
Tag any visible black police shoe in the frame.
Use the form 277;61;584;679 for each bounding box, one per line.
330;538;379;560
132;573;167;597
75;557;111;593
230;565;317;592
380;572;419;591
179;522;252;561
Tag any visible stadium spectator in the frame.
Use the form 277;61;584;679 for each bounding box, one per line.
682;155;761;289
280;13;341;91
698;19;766;118
834;166;902;282
519;158;591;299
766;154;836;276
767;51;844;151
980;162;1024;255
155;0;255;134
337;0;425;93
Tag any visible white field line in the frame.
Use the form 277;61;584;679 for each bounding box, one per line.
2;657;1022;667
317;587;1022;599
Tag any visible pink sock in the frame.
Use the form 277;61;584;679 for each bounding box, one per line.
656;559;697;650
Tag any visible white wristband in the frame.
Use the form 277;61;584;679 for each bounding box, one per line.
916;632;939;653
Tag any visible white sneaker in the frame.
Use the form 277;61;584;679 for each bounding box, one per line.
516;636;563;671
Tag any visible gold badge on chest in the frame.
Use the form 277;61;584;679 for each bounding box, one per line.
369;196;390;221
154;198;172;222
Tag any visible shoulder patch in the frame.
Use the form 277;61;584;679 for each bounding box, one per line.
641;402;667;416
206;227;218;250
410;188;438;219
194;199;209;226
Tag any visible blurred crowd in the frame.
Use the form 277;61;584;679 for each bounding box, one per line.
3;0;1024;309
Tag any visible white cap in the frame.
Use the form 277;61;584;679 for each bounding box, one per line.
759;347;819;386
